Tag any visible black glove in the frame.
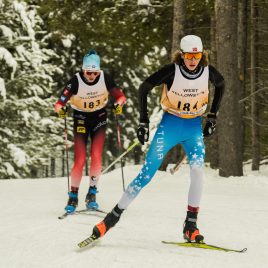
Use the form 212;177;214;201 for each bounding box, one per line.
203;113;217;137
137;123;149;145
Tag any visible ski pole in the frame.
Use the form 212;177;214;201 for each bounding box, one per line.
115;115;125;191
63;108;70;191
102;139;139;174
169;154;187;175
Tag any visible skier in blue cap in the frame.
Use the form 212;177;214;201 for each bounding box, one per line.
54;50;126;213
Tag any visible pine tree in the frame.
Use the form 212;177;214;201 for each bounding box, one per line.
0;0;62;179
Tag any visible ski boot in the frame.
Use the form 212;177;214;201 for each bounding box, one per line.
92;205;124;238
85;186;99;210
65;191;78;213
183;211;204;243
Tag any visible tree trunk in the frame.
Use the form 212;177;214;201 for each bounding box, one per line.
215;0;243;177
171;0;185;54
250;0;260;170
237;0;248;165
159;0;186;171
206;13;219;169
50;157;56;178
45;165;49;178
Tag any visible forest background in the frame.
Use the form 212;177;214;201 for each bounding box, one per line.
0;0;267;180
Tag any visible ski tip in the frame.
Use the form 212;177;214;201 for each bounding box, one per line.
77;235;99;248
58;211;74;219
58;213;68;220
162;240;173;244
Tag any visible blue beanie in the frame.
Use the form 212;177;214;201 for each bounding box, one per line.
82;49;100;71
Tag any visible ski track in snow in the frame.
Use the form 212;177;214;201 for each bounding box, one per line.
0;164;268;268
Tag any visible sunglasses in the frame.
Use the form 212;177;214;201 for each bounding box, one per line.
184;52;203;60
85;71;100;76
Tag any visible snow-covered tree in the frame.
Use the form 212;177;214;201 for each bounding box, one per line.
138;0;152;5
0;0;62;179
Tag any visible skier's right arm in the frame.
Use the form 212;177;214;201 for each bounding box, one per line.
54;76;79;114
139;64;175;123
137;64;175;144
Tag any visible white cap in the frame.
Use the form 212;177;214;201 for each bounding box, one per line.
180;35;203;53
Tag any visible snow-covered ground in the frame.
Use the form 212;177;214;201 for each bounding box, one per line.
0;164;268;268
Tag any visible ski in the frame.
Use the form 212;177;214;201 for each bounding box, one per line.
77;208;107;215
78;234;99;248
162;241;247;253
169;155;187;175
58;208;107;220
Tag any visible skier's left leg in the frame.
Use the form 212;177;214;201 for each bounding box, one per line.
118;115;183;209
85;113;107;210
85;111;107;209
182;132;205;242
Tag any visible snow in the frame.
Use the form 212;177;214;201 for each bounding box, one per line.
14;1;35;39
0;47;18;76
40;118;55;127
126;68;143;89
144;55;152;65
0;164;268;268
2;162;19;177
7;144;27;167
62;38;72;48
0;77;6;99
61;35;75;48
160;47;167;56
0;25;13;42
138;0;152;6
21;110;32;125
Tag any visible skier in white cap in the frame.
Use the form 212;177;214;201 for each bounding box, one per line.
90;35;224;243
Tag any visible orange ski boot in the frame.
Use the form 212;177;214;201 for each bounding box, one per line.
183;211;204;243
92;205;124;239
